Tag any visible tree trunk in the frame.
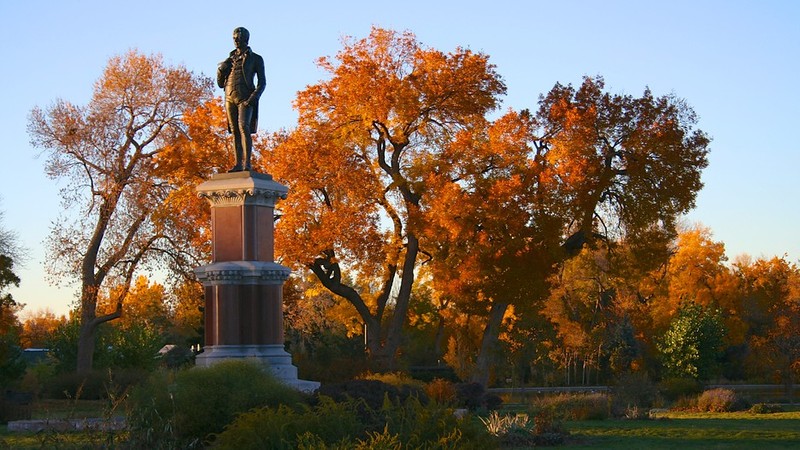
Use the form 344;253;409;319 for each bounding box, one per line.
433;311;447;362
309;255;399;371
382;233;420;371
75;319;96;374
471;302;509;386
75;283;99;374
364;316;388;370
75;281;121;374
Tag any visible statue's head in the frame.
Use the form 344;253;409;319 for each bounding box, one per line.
233;27;250;49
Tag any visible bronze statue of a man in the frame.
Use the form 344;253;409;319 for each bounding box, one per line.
217;27;266;172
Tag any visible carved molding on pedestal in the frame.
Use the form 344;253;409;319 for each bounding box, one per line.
196;171;289;208
194;260;291;285
198;188;287;207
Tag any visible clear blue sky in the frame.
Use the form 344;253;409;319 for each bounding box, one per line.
1;1;798;316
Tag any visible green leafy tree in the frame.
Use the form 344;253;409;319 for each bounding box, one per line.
47;317;166;373
658;302;726;380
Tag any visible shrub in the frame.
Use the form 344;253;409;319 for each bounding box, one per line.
213;397;363;449
670;394;698;411
534;393;609;421
611;372;658;417
455;382;502;411
127;360;304;446
318;378;427;412
0;330;26;388
19;361;56;399
480;410;567;447
214;394;494;449
750;403;784;414
481;411;537;447
425;378;457;405
696;388;749;412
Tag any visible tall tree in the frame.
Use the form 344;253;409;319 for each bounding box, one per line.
426;77;710;385
267;27;506;369
28;51;213;373
422;110;559;384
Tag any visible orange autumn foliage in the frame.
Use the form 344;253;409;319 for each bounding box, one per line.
265;27;506;369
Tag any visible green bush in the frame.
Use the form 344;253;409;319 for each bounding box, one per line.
213;397;363;449
214;394;494;449
19;361;56;399
127;360;304;446
46;320;166;374
534;393;609;421
696;388;749;412
378;395;492;447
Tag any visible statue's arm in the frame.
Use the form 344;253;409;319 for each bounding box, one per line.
217;58;232;89
244;55;266;107
253;55;266;99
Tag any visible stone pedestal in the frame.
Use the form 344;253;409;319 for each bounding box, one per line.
194;171;319;392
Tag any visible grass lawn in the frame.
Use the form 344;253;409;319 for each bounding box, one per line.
565;410;800;449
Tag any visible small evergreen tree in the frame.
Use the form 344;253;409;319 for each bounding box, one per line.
658;302;726;380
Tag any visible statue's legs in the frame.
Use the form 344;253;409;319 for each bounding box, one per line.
226;101;253;172
240;105;254;171
226;101;244;172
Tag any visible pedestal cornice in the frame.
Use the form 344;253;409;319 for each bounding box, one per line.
197;171;289;207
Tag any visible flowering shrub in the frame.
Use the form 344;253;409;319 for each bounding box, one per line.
696;388;749;412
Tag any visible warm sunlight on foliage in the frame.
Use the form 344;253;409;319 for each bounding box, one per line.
266;27;506;369
98;276;169;330
28;50;213;372
20;308;67;349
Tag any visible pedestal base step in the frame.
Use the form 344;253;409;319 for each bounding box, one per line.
195;345;319;392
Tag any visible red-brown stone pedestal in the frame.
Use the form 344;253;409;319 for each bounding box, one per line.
194;172;318;392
